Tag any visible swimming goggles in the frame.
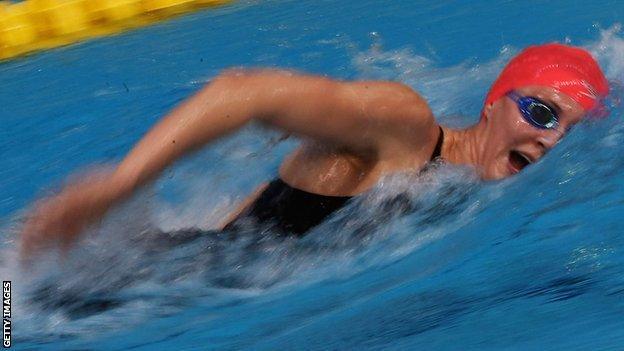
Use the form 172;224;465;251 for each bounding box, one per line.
506;91;559;130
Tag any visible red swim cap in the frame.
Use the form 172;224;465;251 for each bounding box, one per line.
483;43;609;116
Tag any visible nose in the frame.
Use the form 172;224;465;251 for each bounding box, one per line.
537;128;564;150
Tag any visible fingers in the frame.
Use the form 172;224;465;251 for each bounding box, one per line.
17;173;115;263
18;197;70;261
19;209;53;262
19;221;46;266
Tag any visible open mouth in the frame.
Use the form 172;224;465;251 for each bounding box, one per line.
509;150;533;173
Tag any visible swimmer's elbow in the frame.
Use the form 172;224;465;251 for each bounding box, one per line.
211;68;296;91
194;69;274;128
208;68;296;121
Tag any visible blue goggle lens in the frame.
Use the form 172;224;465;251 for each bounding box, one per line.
526;101;557;128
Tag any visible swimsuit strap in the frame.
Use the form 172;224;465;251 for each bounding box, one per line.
430;126;444;161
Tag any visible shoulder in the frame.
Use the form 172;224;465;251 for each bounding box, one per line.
347;80;434;124
343;80;437;148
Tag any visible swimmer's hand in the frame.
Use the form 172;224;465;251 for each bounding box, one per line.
20;171;123;259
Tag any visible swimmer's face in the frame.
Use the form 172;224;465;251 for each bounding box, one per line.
479;85;587;180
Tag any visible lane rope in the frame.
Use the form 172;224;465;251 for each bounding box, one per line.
0;0;232;60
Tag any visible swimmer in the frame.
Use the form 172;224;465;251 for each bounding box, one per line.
19;43;609;257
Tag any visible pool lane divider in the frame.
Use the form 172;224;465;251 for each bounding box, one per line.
0;0;232;61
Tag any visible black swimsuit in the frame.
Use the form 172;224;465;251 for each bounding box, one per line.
224;127;445;236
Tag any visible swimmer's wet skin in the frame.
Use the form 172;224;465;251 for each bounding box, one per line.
223;127;444;235
19;43;609;257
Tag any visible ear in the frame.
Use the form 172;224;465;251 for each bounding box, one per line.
482;103;493;121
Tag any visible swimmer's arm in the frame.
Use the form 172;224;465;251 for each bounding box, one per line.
20;69;435;257
110;70;435;198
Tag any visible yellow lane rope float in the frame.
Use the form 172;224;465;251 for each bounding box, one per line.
0;0;232;61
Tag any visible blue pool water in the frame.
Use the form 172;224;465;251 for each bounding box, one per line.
2;0;624;350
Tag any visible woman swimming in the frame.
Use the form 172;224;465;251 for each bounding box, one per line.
20;43;609;256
